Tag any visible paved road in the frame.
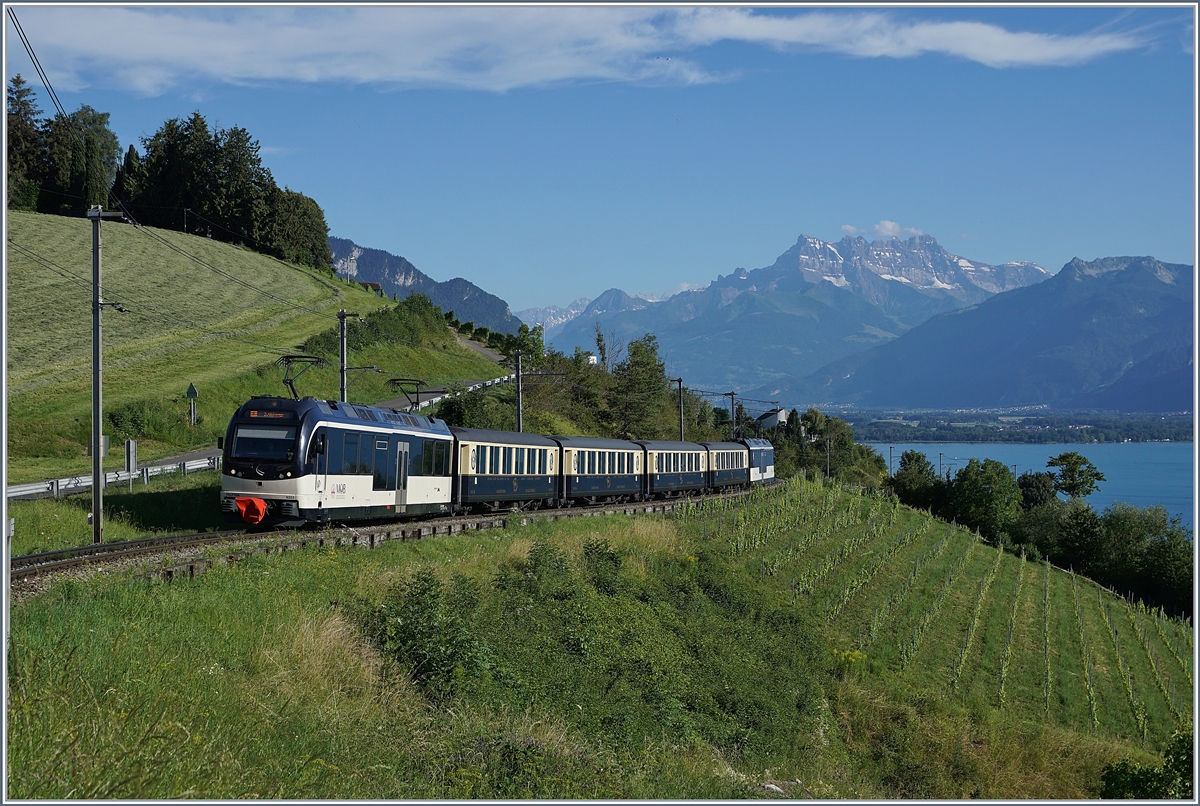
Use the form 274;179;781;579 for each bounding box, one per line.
455;333;506;363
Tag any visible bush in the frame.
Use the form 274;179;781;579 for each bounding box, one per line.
351;570;489;698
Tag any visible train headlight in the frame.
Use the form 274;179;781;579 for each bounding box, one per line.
286;471;292;477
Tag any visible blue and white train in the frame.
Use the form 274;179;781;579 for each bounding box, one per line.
219;395;774;528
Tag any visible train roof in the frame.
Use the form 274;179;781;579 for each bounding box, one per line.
549;436;642;450
633;440;707;451
232;396;452;436
700;441;749;452
742;438;774;449
449;427;559;447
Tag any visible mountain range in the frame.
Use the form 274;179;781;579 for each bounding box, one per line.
542;233;1053;393
783;255;1193;412
328;236;523;334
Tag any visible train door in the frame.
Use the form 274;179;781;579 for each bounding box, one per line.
312;428;327;497
395;441;409;513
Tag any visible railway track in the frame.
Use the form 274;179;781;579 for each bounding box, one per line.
10;486;764;587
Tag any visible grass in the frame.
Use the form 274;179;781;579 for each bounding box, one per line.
7;470;225;556
6;211;503;484
8;475;1186;798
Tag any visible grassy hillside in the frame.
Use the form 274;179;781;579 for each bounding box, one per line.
6;211;503;483
9;477;1190;798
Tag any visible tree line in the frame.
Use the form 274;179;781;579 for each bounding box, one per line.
6;75;332;271
889;449;1192;618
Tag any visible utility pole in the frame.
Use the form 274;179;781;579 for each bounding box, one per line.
88;205;125;544
939;452;944;478
337;310;358;402
672;378;684;441
825;436;831;479
515;350;523;432
889;446;894;478
183;207;189;234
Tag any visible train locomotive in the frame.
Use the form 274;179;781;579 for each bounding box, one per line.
219;395;774;529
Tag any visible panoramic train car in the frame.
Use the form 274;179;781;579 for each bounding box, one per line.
450;427;559;511
220;396;454;528
743;438;775;484
636;440;707;498
551;436;643;504
702;441;750;490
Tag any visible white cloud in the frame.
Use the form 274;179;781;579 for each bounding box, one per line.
840;220;926;238
873;220;924;237
6;6;1150;96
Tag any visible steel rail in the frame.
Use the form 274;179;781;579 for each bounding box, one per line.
11;484;770;583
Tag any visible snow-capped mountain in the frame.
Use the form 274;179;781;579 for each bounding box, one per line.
515;297;591;336
551;232;1053;391
714;234;1050;326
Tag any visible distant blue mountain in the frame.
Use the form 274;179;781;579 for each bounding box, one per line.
769;255;1193;412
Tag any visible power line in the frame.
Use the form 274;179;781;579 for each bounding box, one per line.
7;9;69;122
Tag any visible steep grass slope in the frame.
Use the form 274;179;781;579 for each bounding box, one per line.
6;212;502;482
8;477;1188;798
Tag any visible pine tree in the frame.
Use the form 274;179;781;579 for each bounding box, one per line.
6;74;43;208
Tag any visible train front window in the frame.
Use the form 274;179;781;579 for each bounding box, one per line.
231;425;297;461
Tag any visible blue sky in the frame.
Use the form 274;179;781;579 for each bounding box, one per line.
5;4;1195;312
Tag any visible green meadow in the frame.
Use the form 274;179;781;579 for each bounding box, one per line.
8;476;1189;798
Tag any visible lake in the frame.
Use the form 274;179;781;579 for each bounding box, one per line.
867;442;1195;532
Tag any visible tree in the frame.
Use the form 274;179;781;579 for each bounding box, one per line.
38;105;120;214
210;125;272;244
1100;729;1193;799
607;334;666;439
134;112;216;229
264;186;333;270
112;143;143;204
890;450;940;510
1017;470;1058;510
7;74;43;209
1048;451;1105;500
949;458;1021;543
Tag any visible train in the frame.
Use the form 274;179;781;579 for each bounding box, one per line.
219;395;775;528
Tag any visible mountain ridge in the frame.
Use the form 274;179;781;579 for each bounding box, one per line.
329;236;523;334
767;255;1193;412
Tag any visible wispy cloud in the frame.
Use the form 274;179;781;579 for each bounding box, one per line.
8;6;1151;96
842;221;925;238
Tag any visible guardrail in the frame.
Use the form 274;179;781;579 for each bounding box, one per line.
7;456;222;501
414;373;515;410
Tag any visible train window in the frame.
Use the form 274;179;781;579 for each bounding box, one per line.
516;447;526;475
360;441;374;476
598;451;606;474
490;446;500;475
617;453;624;474
342;433;359;475
539;449;547;475
503;447;513;474
673;453;679;472
587;451;595;475
435;441;449;475
608;452;616;473
326;430;343;474
373;440;389;490
231;424;298;461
